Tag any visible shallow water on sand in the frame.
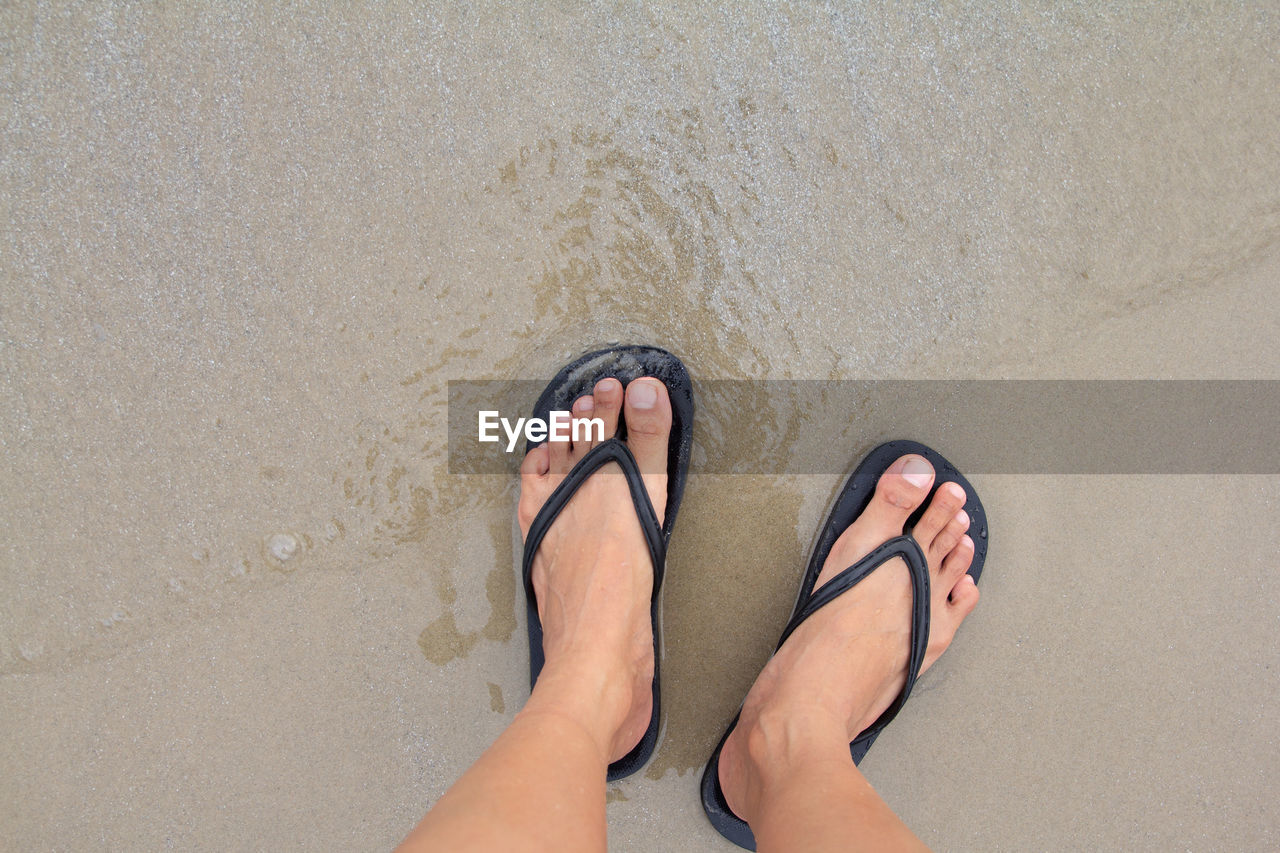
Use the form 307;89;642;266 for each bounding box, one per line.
2;2;1278;849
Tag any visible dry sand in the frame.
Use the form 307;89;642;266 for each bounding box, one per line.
2;2;1277;850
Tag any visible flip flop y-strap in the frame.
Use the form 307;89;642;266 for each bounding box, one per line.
522;435;666;617
776;535;931;758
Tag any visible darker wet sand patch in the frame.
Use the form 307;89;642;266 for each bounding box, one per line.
487;682;505;713
645;474;808;778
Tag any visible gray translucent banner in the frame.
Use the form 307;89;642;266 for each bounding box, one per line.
447;380;1279;474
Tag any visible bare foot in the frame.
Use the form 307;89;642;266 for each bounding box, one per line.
717;454;980;823
515;376;671;764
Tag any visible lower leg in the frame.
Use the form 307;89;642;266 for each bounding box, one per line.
396;662;625;853
398;378;673;852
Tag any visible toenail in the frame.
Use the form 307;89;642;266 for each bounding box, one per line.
576;395;594;412
596;377;619;395
901;457;932;488
629;381;658;409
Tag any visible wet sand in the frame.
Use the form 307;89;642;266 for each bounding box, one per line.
3;3;1278;849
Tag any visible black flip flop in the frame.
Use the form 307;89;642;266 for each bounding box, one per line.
700;440;989;849
522;345;694;782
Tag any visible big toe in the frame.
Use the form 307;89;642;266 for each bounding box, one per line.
863;454;935;528
819;454;936;583
623;377;671;523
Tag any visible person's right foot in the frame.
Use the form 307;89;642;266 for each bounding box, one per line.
717;454;980;823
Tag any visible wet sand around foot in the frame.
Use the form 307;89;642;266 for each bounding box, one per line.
2;3;1278;850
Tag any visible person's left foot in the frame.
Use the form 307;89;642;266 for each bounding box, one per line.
517;376;672;763
717;453;979;824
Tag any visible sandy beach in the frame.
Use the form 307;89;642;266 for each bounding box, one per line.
3;2;1278;849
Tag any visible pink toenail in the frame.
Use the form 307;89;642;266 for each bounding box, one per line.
901;457;932;488
629;381;658;409
576;395;594;412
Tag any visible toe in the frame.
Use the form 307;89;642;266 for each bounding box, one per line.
913;481;966;545
928;509;970;565
570;393;600;455
593;377;623;439
861;454;935;529
946;570;980;616
623;378;671;472
521;444;550;477
819;455;936;587
623;377;671;521
940;535;976;589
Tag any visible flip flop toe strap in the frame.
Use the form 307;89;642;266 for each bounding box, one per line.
776;535;932;754
521;437;667;600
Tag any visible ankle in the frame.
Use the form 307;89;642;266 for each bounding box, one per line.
723;703;851;821
744;703;848;771
523;658;635;758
